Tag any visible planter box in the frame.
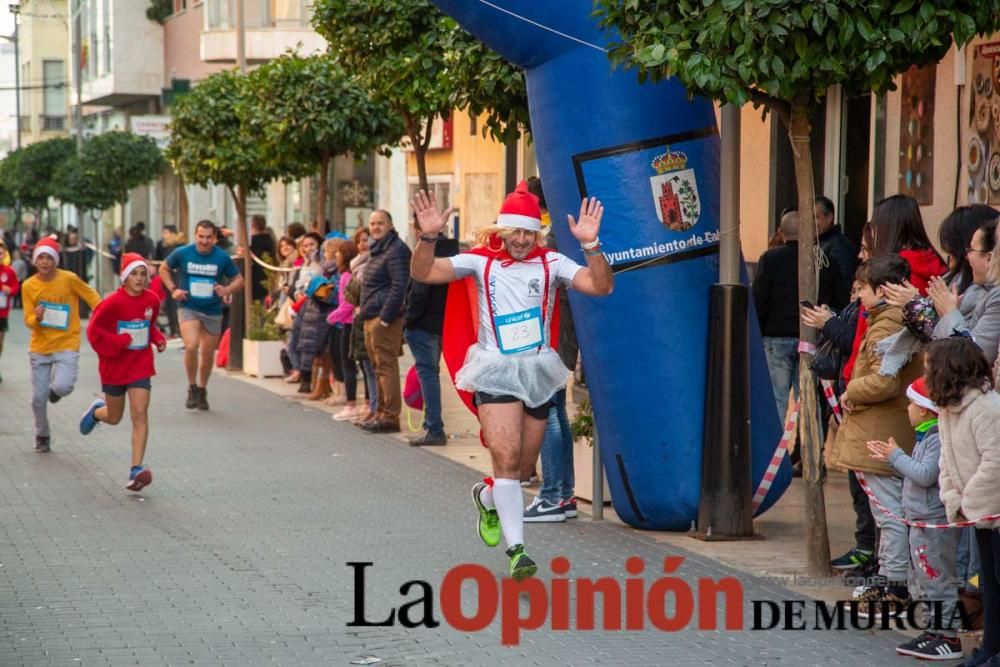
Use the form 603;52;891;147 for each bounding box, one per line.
243;339;285;378
573;436;612;504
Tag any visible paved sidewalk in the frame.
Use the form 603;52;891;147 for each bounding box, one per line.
0;318;917;665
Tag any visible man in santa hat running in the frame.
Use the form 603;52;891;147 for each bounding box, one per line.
410;181;613;580
21;237;101;452
80;253;167;491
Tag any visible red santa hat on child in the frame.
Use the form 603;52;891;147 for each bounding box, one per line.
120;253;148;282
906;377;938;413
32;237;61;264
496;180;542;232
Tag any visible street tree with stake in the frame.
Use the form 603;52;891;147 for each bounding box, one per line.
596;0;1000;576
311;0;529;191
238;53;403;234
166;69;289;334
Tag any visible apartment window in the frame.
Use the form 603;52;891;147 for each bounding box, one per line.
42;60;66;131
206;0;233;29
271;0;301;24
469;111;477;136
89;0;98;79
103;0;112;75
174;0;187;11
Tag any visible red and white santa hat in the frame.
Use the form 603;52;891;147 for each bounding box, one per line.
32;237;61;264
120;252;149;282
906;377;938;413
496;180;542;232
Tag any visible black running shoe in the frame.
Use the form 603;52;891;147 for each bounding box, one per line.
34;436;50;453
186;384;198;409
895;631;936;656
48;389;61;404
831;548;874;570
902;634;962;661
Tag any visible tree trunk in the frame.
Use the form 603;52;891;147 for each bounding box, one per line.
788;109;832;578
404;112;430;193
224;184;248;372
317;152;330;234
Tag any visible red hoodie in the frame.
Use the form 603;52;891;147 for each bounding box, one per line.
842;247;947;382
87;287;165;386
0;265;20;318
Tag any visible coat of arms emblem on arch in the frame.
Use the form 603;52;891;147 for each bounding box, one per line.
649;146;701;232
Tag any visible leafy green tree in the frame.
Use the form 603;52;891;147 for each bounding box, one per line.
167;69;284;229
0;137;76;215
52;155;117;213
85;131;165;213
311;0;529;190
597;0;1000;575
239;53;403;233
167;69;290;334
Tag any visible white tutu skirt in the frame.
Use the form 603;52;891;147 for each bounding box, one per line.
456;345;570;408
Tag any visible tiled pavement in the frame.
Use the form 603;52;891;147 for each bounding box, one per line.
0;319;918;665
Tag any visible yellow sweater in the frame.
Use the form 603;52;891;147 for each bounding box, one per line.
21;270;101;354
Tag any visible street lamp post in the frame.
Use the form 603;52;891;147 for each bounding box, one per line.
9;3;20;238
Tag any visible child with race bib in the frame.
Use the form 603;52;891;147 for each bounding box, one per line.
21;237;101;453
80;253;167;491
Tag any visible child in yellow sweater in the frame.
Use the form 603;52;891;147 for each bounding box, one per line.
21;238;100;452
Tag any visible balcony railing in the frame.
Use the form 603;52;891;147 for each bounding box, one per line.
41;115;66;131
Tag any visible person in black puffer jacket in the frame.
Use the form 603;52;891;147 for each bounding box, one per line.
359;210;412;433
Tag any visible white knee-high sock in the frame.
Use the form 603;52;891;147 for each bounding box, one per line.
478;481;495;508
492;478;524;548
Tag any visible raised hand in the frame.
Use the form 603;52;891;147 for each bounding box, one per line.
567;197;604;245
883;280;919;308
866;438;899;463
801;304;834;329
927;276;958;316
411;190;454;237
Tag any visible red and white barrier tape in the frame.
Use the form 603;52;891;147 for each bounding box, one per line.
854;471;1000;529
821;378;842;424
751;392;801;512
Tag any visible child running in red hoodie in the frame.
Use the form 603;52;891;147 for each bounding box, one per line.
80;253;167;491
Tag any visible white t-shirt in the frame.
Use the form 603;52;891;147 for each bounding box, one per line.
449;252;583;354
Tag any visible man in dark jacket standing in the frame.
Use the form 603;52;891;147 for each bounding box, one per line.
753;209;836;423
816;195;856;312
403;227;459;446
359;209;412;433
249;215;276;303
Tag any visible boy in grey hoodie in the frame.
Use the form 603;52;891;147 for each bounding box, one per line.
867;376;962;660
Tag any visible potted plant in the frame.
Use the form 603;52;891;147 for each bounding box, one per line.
243;301;285;378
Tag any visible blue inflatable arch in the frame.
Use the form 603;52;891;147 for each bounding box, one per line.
433;0;792;530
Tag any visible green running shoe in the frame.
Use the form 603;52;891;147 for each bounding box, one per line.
506;544;538;581
471;482;501;547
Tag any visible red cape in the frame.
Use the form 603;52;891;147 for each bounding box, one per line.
441;242;562;420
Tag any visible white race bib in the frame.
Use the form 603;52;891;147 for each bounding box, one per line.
189;277;215;299
494;307;543;355
40;302;70;330
0;292;7;310
117;320;150;350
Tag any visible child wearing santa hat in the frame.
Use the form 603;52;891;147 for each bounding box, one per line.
867;375;962;660
80;253;166;491
21;236;101;452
